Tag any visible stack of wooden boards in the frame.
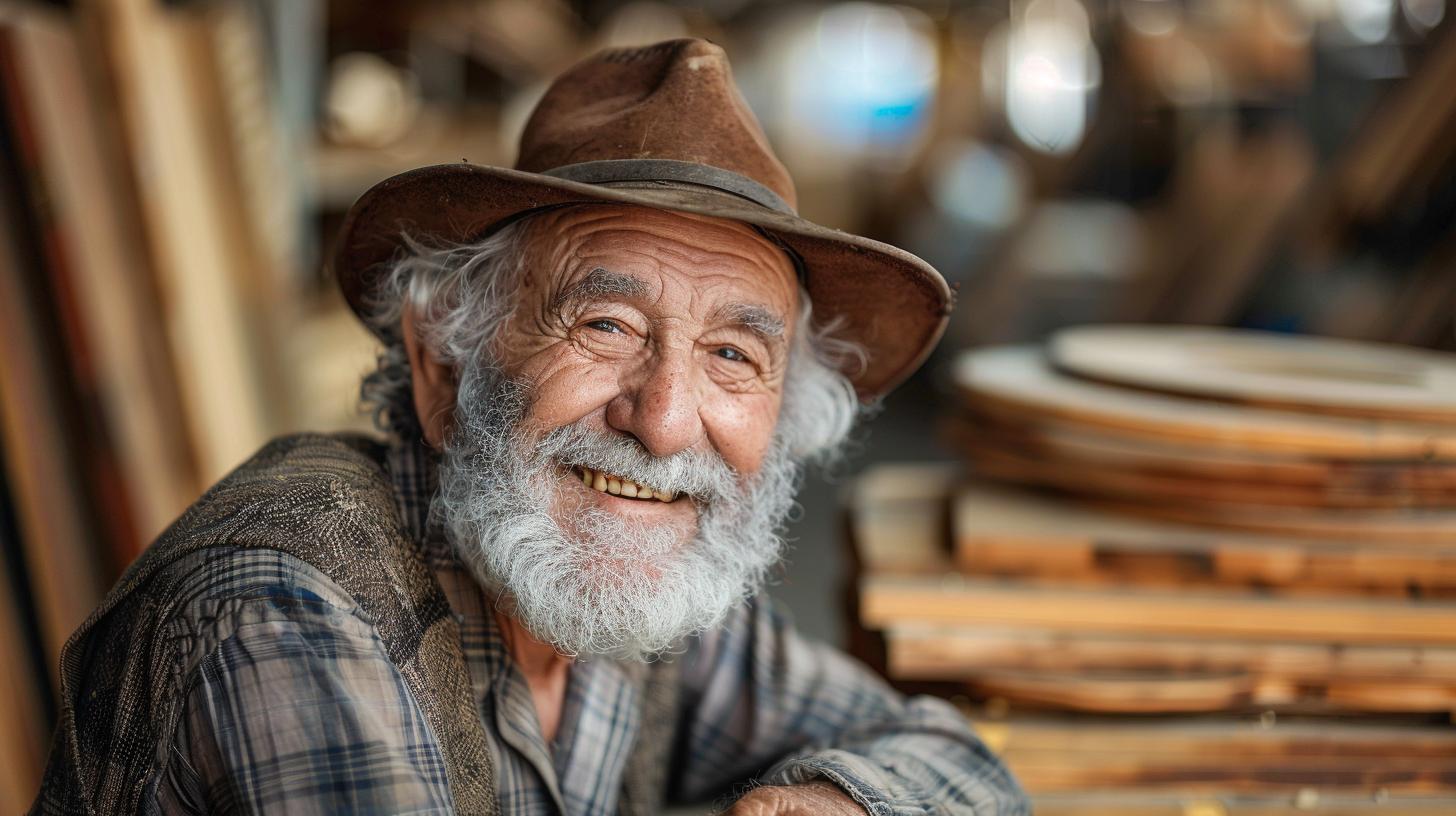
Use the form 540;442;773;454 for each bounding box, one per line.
847;325;1456;814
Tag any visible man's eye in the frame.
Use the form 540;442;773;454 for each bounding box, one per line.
586;319;624;334
715;347;750;363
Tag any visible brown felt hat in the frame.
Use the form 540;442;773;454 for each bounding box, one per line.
332;38;951;399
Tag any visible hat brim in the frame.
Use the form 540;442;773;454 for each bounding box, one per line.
332;163;951;400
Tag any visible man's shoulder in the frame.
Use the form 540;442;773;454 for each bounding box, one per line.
121;432;404;597
76;433;403;658
158;431;396;550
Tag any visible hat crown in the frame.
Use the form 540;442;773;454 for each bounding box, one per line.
515;39;797;210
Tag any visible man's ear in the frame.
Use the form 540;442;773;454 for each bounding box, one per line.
400;305;456;449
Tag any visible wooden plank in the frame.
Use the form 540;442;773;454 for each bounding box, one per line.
860;576;1456;645
1315;24;1456;236
90;0;276;483
10;7;199;550
849;462;960;573
1031;793;1456;816
0;536;47;814
888;626;1456;681
977;671;1455;715
971;717;1456;795
1088;499;1456;543
950;484;1456;594
971;670;1259;713
0;22;108;684
892;627;1456;713
953;347;1456;460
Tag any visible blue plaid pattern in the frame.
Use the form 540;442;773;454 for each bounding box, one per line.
152;438;1027;814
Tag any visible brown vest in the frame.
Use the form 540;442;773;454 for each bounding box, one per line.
32;433;678;815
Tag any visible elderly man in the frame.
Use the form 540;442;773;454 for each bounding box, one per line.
35;39;1026;815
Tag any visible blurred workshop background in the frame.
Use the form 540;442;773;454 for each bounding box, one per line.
2;0;1455;812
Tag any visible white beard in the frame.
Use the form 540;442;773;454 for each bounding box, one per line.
435;366;800;661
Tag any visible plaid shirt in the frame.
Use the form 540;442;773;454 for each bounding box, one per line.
152;437;1027;814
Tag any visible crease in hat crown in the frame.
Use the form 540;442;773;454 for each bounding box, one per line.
514;38;798;212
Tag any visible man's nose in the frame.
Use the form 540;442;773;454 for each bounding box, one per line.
605;349;706;458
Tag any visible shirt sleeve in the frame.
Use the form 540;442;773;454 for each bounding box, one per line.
153;569;456;815
670;595;1029;816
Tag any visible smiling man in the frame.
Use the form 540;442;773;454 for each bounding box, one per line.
35;39;1027;816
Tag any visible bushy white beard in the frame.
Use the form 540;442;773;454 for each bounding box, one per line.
435;363;801;661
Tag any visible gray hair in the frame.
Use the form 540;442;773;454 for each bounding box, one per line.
361;214;867;460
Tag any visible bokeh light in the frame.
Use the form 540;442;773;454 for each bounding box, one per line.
997;0;1101;155
1335;0;1394;43
781;3;940;153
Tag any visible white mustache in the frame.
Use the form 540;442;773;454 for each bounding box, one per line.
542;423;740;505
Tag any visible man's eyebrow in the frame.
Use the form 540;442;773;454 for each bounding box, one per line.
550;267;650;313
716;303;786;342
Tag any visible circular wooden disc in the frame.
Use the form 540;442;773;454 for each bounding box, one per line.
954;346;1456;461
946;423;1456;509
1051;325;1456;424
949;410;1456;492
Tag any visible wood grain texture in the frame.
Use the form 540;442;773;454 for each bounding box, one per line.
971;717;1456;796
887;627;1456;684
953;347;1456;460
947;412;1456;493
860;575;1456;645
1030;792;1456;815
1049;325;1456;424
951;483;1456;594
949;422;1456;510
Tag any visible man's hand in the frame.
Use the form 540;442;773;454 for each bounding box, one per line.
722;780;869;815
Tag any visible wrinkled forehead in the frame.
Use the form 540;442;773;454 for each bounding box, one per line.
516;204;801;318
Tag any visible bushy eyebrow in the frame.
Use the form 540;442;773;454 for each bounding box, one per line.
550;267;650;314
715;303;786;342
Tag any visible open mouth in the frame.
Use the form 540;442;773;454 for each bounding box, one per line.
574;466;678;503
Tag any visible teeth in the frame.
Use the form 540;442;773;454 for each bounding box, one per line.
573;467;674;503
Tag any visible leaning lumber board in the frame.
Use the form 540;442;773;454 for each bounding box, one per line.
860;576;1456;645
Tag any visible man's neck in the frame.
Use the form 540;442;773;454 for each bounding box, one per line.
493;610;572;745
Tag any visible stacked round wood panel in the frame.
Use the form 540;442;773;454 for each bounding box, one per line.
847;326;1456;815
